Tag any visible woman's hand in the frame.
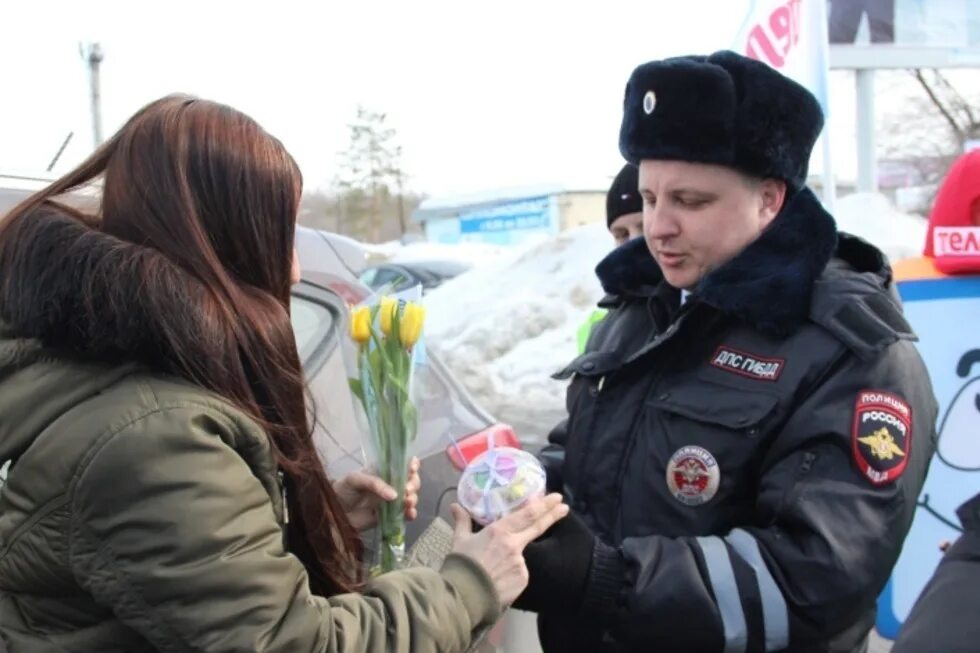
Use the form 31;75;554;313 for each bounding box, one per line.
333;457;421;532
450;494;569;608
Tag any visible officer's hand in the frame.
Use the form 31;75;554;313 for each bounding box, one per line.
512;510;595;614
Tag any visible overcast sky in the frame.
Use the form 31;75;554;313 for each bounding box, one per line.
2;0;972;199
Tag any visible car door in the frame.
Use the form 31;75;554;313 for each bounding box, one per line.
290;281;366;478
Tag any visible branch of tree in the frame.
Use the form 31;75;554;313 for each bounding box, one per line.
912;69;965;140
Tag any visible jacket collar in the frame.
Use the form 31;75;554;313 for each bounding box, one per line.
595;187;839;337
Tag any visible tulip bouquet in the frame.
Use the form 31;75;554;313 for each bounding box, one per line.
347;289;426;574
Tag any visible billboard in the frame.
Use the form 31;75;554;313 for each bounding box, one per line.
458;198;553;235
827;0;980;67
829;0;979;46
423;196;558;246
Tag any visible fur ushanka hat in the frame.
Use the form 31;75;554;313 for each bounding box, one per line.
619;50;823;190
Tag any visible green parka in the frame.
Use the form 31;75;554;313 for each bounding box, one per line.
0;334;500;652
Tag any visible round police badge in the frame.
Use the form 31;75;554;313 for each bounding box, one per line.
643;90;657;114
666;445;720;506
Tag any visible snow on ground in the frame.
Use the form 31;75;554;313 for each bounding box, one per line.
364;239;509;268
362;240;404;260
424;222;610;444
423;192;928;448
834;192;928;263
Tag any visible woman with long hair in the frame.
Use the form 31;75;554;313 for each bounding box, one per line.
0;95;566;652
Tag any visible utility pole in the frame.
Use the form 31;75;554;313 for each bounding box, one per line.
47;132;74;172
81;43;104;147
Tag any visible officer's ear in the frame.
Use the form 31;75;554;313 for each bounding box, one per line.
757;178;787;229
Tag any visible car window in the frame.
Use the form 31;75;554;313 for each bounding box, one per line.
371;267;402;287
358;268;377;287
290;295;334;365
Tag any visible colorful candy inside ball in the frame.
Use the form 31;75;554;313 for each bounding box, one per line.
458;447;546;525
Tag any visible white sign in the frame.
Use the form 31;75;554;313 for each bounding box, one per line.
933;227;980;257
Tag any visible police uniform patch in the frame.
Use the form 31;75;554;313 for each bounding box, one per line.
852;390;912;486
666;446;720;505
709;345;785;381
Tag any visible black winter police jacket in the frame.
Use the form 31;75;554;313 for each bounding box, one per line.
536;188;938;653
892;491;980;653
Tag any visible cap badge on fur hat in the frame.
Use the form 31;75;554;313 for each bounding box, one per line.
643;90;657;115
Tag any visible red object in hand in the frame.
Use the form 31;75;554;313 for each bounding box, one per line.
446;424;520;471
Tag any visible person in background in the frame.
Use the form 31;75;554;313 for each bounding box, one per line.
606;163;644;247
519;50;937;652
576;163;644;353
891;491;980;653
0;94;567;653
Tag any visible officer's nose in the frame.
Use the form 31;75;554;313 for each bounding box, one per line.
644;201;680;244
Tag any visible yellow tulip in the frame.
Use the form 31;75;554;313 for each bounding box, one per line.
399;303;425;349
379;297;397;337
349;306;371;345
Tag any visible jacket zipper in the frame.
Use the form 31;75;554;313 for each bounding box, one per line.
583;306;691;481
610;305;716;538
574;372;613;509
278;470;290;525
779;451;817;517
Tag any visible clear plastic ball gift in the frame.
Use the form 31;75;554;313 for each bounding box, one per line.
457;446;547;525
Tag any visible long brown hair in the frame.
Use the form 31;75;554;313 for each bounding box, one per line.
0;95;362;595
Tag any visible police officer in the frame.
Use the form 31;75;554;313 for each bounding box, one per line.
578;164;645;352
516;50;938;653
607;163;644;247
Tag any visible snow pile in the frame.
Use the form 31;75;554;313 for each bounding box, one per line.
834;192;927;263
390;241;508;267
362;240;404;260
424;222;611;445
364;239;509;269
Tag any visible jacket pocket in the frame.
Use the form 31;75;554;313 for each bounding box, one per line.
649;384;780;438
642;383;783;514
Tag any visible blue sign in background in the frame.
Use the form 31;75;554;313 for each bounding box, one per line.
458;197;552;235
459;212;550;234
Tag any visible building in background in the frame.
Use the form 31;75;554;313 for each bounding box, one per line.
413;185;605;246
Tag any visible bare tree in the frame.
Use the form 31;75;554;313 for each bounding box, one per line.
334;107;410;242
297;191;340;232
298;187;426;242
877;69;980;210
911;69;980;146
